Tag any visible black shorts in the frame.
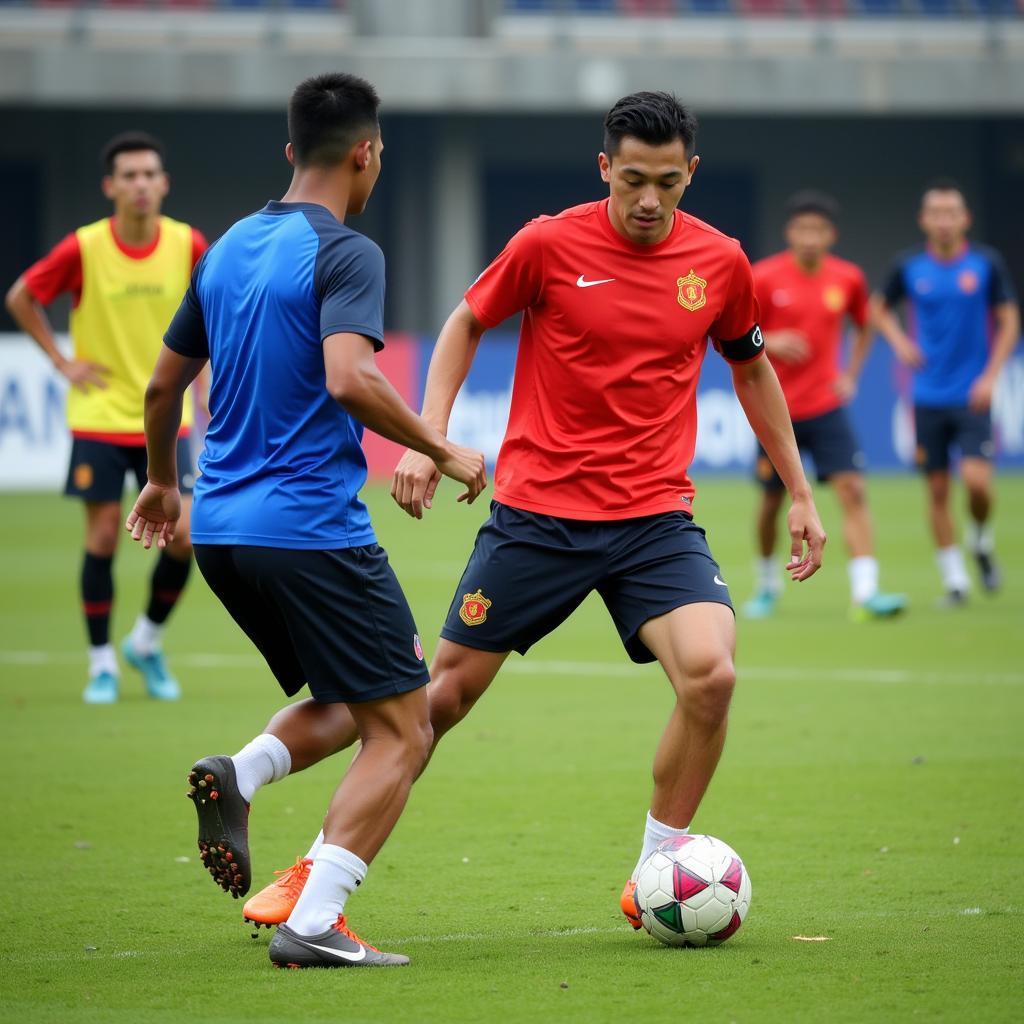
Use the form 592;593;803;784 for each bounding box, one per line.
914;404;993;473
64;436;196;501
193;543;429;704
755;406;865;490
439;503;733;665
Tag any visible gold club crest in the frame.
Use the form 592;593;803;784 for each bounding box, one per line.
823;285;845;312
459;590;492;627
677;269;707;312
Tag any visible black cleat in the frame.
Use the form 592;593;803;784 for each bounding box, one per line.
974;551;1002;593
186;755;251;897
268;917;409;969
937;588;968;609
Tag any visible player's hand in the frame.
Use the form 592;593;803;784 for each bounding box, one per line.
58;357;110;393
968;373;995;413
767;331;810;364
891;335;925;369
785;494;826;582
126;482;181;550
391;450;444;520
434;442;488;507
833;371;857;403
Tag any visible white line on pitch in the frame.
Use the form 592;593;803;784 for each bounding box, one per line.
0;650;1021;686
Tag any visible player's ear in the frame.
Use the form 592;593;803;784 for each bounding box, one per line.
598;152;611;184
101;175;115;200
687;154;700;183
285;142;295;167
158;172;170;199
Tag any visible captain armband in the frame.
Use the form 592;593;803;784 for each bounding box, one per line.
714;324;765;364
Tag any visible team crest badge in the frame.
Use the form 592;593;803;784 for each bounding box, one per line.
413;634;424;660
677;269;707;312
459;590;492;626
958;269;979;294
823;285;845;312
74;463;93;491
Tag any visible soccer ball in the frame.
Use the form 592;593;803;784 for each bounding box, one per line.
633;834;752;948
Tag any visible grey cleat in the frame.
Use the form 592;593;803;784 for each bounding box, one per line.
974;551;1002;593
186;755;251;898
269;918;410;969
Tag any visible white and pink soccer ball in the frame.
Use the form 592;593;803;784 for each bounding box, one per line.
633;834;752;948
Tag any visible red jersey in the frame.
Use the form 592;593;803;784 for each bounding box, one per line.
465;199;761;520
22;220;208;308
752;250;868;422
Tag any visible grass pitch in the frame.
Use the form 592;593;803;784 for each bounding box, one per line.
1;476;1022;1023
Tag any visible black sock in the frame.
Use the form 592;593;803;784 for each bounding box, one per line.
146;551;192;625
82;552;114;646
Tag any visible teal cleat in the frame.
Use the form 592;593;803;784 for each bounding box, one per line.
742;590;779;619
121;637;181;701
83;670;119;704
851;591;908;622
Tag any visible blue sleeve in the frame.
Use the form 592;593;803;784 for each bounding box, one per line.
164;261;209;359
982;247;1017;307
881;255;907;306
314;229;386;352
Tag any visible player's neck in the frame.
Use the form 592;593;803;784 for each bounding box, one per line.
928;238;965;261
281;170;350;224
112;212;159;247
792;251;824;274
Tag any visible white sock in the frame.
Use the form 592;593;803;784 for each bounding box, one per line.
285;844;367;936
966;521;994;555
129;614;163;656
848;556;879;605
937;545;970;593
88;644;118;678
631;812;690;881
231;733;291;804
303;830;325;862
756;557;781;595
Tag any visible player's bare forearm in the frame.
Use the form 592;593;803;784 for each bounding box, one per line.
846;323;874;382
5;277;62;366
420;301;486;432
983;302;1021;379
145;346;206;485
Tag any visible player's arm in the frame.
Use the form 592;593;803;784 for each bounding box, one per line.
870;258;924;369
126;346;206;550
324;331;486;506
391;301;487;518
835;321;872;403
732;353;825;581
5;257;110;392
968;301;1020;413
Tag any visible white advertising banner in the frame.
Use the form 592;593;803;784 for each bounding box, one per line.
0;333;72;491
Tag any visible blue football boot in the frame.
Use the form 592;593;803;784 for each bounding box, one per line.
82;670;119;704
851;591;908;622
122;636;181;700
742;590;779;619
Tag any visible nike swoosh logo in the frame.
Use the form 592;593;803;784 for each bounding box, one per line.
714;576;728;586
577;275;615;288
304;941;367;962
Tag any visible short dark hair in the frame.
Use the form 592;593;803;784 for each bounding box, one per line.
785;190;840;225
101;132;165;175
288;72;380;168
922;177;967;205
603;91;698;159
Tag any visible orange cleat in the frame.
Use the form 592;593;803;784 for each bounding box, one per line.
620;879;643;930
243;857;312;933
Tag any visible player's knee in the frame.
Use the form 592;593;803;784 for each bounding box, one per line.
682;657;736;724
86;529;119;557
168;535;193;560
427;676;469;737
834;475;865;509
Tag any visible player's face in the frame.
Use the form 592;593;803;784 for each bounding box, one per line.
785;212;836;265
348;133;383;216
919;190;970;249
599;137;697;245
102;150;168;219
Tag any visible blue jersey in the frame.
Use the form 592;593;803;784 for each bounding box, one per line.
165;201;385;549
882;244;1016;407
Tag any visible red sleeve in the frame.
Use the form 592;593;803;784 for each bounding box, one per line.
22;233;83;306
465;222;544;328
190;227;209;270
711;246;760;342
847;266;869;328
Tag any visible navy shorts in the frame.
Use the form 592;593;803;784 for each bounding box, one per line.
64;436;195;501
440;503;733;665
914;404;993;473
193;543;429;704
755;406;865;490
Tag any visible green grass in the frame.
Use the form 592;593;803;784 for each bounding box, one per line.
1;476;1022;1023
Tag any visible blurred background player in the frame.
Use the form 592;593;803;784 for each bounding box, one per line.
125;73;485;969
4;132;207;703
743;191;906;621
872;181;1020;606
239;91;826;937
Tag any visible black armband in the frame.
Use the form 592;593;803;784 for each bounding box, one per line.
715;324;765;364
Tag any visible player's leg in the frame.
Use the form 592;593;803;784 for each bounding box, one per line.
123;439;195;699
743;469;785;619
268;686;428;968
916;406;970;604
957;405;999;591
